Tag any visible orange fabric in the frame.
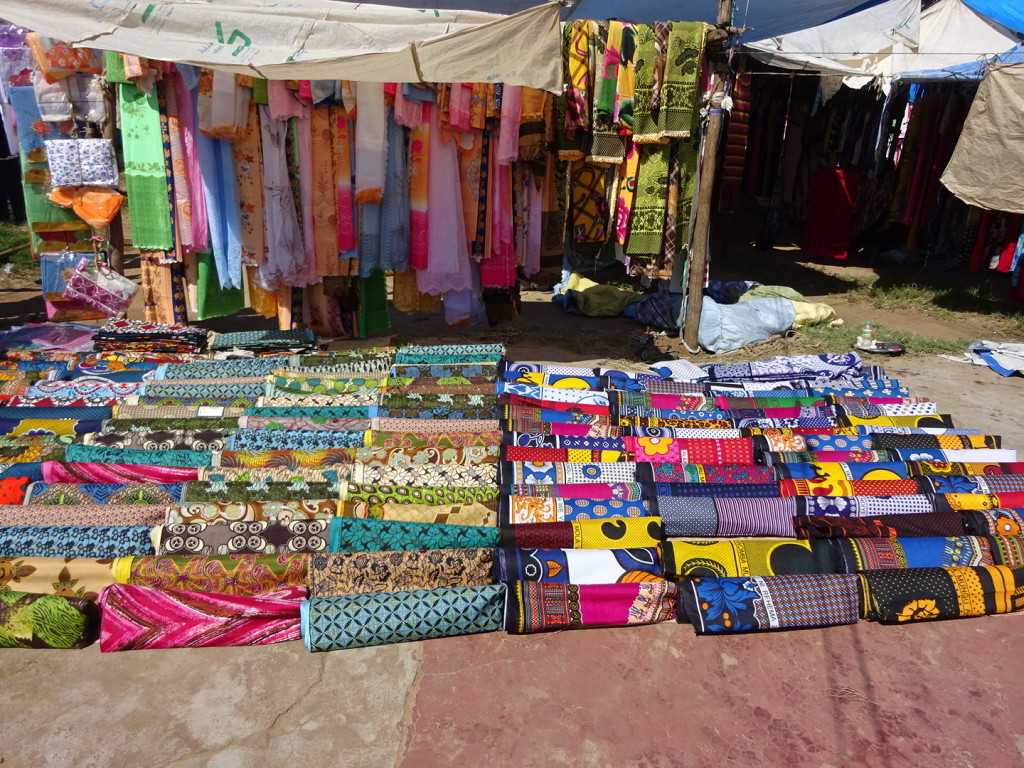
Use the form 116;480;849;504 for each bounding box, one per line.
48;187;126;229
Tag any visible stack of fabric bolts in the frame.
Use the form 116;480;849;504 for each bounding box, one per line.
1;345;1022;653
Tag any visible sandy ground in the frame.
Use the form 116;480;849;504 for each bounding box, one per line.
2;232;1024;767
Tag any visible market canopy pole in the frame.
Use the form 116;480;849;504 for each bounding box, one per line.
682;0;735;352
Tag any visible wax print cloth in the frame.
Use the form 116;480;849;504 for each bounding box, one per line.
0;526;154;558
329;517;499;553
0;556;120;600
98;583;304;650
662;539;834;579
27;482;182;505
498;517;663;549
504;580;677;634
493;546;663;584
156;520;331;555
166;500;339;525
829;537;994;572
0;590;98;649
501;496;651;525
119;554;309;595
303;584;505;651
676;574;861;634
858;566;1024;624
308;549;495;597
0;504;165;527
794;513;967;540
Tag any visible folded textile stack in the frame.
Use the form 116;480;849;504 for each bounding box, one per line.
92;320;208;354
210;329;319;354
1;347;1022;654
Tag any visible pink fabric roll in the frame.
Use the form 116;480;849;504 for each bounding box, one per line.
98;583;305;651
42;461;198;484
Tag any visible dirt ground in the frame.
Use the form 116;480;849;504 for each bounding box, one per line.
2;221;1024;767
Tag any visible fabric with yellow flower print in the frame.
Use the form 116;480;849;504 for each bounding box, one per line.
0;556;121;601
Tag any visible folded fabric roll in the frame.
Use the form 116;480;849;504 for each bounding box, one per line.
197;466;349;484
500;496;651;525
507;482;779;500
504;581;677;634
156;521;331;555
662;539;834;578
302;584;505;651
649;463;776;484
794;513;967;539
42;462;200;484
341;483;499;506
353;464;497;487
837;414;954;428
63;444;213;468
118;554;309;595
770;459;905;478
498;517;663;549
99;583;305;650
778;478;921;497
858;565;1024;624
84;429;231;450
0;525;154;558
356;502;497;527
794;494;936;517
0;504;165;527
228;430;366;451
493;546;663;584
829;537;994;572
27;482;183;506
211;328;316;351
888;449;1017;463
181;481;337;503
961;509;1024;536
504;433;627;449
657;497;797;538
0;556;121;599
676;574;861;634
905;461;1024;477
870;434;1001;450
239;416;371;431
803;435;874;451
308;549;495;597
216;450;355;469
329;517;499;552
985;535;1024;567
920;475;1024;495
166;500;339;525
0;590;99;648
503;461;649;485
0;419;103;436
503;446;629;463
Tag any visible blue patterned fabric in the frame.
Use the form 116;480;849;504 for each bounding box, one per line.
245;406;375;418
803;434;874;450
27;482;184;504
154;359;291;379
302;584;505;651
63;444;213;468
0;407;113;420
0;525;155;557
227;430;366;451
329;517;500;552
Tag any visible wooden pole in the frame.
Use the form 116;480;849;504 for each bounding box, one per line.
681;0;734;352
101;82;126;274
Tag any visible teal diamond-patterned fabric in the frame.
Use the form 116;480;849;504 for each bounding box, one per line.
328;518;500;552
302;584;506;651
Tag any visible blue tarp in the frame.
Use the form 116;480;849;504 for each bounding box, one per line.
366;0;891;42
896;42;1024;81
964;0;1024;35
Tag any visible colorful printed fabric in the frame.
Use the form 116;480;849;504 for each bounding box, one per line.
357;502;497;527
156;520;331;555
793;494;936;517
871;434;1001;450
493;546;663;584
662;539;834;578
103;418;241;432
238;416;370;432
210;328;316;351
227;430;366;451
0;526;154;558
197;466;347;484
181;481;337;503
120;554;309;595
504;580;677;633
84;430;230;451
342;483;498;507
42;462;197;485
63;444;213;468
777;478;920;497
0;504;165;527
768;453;899;469
803;434;875;451
501;496;651;525
504;461;647;485
308;549;495;597
701;354;863;383
962;509;1024;537
650;463;775;484
858;565;1024;624
166;500;339;525
0;556;120;600
302;584;505;651
677;574;861;634
216;450;355;469
98;583;304;650
353;464;497;487
499;517;663;549
986;535;1024;567
329;517;500;552
0;590;98;649
27;482;182;506
829;537;993;572
794;514;967;540
656;497;796;538
0;419;104;436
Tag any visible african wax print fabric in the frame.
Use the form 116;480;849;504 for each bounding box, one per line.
985;536;1024;567
838;414;955;429
329;517;500;553
0;504;165;527
130;394;258;409
890;449;1018;464
181;481;337;503
98;583;304;651
504;461;649;485
360;502;497;527
802;435;875;451
197;466;347;484
245;407;372;420
153;358;291;379
793;495;936;517
376;404;498;420
26;482;182;506
657;497;797;538
342;483;499;507
794;514;967;540
156;521;331;556
216;450;355;469
871;434;1001;450
829;537;993;572
677;574;861;634
166;500;339;525
308;549;495;597
238;416;370;432
493;546;663;584
649;463;775;485
502;446;628;463
210;329;316;352
390;364;498;379
353;464;497;487
504;433;626;450
84;430;230;451
662;539;834;579
858;565;1024;624
919;475;1024;495
0;419;103;437
701;354;863;383
0;406;112;421
501;496;651;525
103;418;241;432
504;580;677;634
114;406;247;420
64;444;213;468
962;509;1024;537
119;554;309;595
0;526;154;558
0;591;98;649
303;584;505;651
43;463;198;485
498;517;663;549
0;556;120;600
778;478;921;497
227;430;365;451
372;418;498;435
266;374;386;397
767;453;899;468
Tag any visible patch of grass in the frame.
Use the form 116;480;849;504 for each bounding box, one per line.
0;221;35;279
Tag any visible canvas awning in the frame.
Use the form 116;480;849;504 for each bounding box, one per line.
0;0;563;91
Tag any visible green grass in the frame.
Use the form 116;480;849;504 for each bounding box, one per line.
0;221;34;278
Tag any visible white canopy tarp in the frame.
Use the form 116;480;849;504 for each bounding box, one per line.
0;0;563;91
940;64;1024;213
